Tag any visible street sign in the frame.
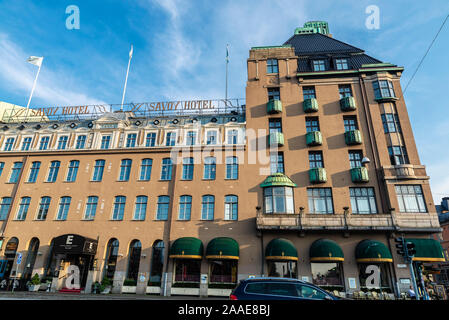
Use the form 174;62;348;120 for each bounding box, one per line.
16;253;22;265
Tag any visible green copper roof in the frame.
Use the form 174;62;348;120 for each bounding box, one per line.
295;21;330;35
260;173;297;188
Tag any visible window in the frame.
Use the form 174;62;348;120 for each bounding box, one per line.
178;195;192;220
203;157;216;180
206;131;218;145
186;131;196;145
36;196;51;220
118;159;132;181
46;161;60;182
0;197;12;220
166;132;176;146
311;262;344;289
395;185;427;213
57;136;68;150
225;156;238;180
358;263;392;290
39;136;50;150
343;116;358;131
307;188;334;214
182;157;194;180
350;187;377;214
127;240;142;282
150;240;164;283
264;187;294;214
306;117;320;132
267;58;279;73
349;151;363;168
92;160;105;181
225;195;238;220
156;196;170;220
66;160;79;182
210;260;238;284
126;133;137;148
338;84;352;98
84;196;98;220
267;262;297;278
0;162;4;177
27;161;41;183
296;284;329;299
9;162;23;183
16;197;31;220
227;129;238;144
174;259;201;283
373;80;396;99
312;60;326;71
381;114;402;133
146;132;157;147
112;196;126;220
267;88;280;101
270;152;285;174
388;146;409;165
201;195;215;220
21;137;32;151
4;137;15;151
269;118;282;134
139;158;152;181
309;151;324;168
100;135;111;149
133;196;147;220
75;135;86;149
56;197;71;220
160;158;173;180
335;58;349;70
303;86;316;100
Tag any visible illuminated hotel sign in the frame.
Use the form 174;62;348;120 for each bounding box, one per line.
3;99;243;123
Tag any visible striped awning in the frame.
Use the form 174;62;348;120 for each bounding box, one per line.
355;240;393;263
169;237;203;259
206;237;239;260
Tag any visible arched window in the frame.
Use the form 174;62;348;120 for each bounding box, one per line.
126;240;142;282
224;195;238;220
56;197;71;220
118;159;132;181
112;196;126;220
225;156;238;180
139;159;152;181
0;197;12;221
3;237;19;279
178;195;192;220
36;196;51;220
27;161;41;183
46;161;60;182
149;240;164;285
160;158;173;180
201;195;215;220
203;157;216;180
104;239;119;280
133;196;147;220
23;238;40;280
156;196;170;220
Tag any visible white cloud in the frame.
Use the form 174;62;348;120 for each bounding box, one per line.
0;33;106;107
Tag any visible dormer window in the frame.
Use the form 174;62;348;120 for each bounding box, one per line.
335;58;349;70
312;59;326;71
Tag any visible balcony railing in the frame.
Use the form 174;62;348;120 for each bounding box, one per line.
350;167;369;183
306;131;322;146
340;96;357;112
256;211;441;231
344;130;362;145
303;98;319;113
309;167;327;183
382;165;429;181
267;99;282;114
269;132;284;147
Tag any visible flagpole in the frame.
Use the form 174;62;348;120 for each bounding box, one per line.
121;45;133;111
26;61;42;112
225;44;229;101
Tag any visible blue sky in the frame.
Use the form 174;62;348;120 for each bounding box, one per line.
0;0;448;204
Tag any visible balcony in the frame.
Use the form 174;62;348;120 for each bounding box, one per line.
267;99;282;114
306;131;322;146
303;98;319;113
382;164;429;181
309;167;327;183
340;96;356;112
344;130;362;145
256;211;441;232
269;132;284;147
350;167;369;183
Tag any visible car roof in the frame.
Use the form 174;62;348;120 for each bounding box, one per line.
242;277;308;284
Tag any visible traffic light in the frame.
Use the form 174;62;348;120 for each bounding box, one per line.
406;242;416;257
395;237;405;256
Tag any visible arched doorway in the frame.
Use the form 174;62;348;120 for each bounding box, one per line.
0;237;19;280
126;240;142;284
22;238;40;282
149;240;164;285
104;239;119;280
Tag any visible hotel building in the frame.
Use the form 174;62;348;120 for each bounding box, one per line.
0;21;444;297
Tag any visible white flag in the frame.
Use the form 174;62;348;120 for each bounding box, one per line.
27;56;43;67
129;45;133;59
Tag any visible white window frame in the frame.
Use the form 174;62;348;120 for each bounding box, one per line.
205;129;219;145
145;131;158;147
3;136;16;151
125;131;139;148
20;135;34;151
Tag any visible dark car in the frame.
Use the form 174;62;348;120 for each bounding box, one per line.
229;277;339;300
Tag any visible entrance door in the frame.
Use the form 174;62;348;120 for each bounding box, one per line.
59;254;92;289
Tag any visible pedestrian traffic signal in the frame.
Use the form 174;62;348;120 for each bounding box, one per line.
406;242;416;257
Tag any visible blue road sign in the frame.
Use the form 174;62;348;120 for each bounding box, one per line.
16;253;22;265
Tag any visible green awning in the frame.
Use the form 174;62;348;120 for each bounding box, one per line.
260;173;297;188
355;240;393;263
406;238;445;262
310;239;344;262
169;237;203;259
206;237;239;260
265;238;298;261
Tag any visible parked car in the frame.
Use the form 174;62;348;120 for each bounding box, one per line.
230;277;339;300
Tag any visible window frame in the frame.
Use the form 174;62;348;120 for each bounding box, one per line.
350;187;378;214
